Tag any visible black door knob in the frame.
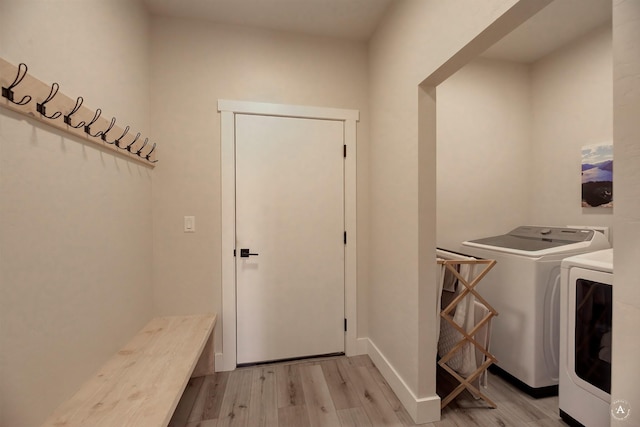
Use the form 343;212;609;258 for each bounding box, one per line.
240;248;259;258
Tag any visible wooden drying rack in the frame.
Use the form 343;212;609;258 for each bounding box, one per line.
437;257;498;409
0;57;156;166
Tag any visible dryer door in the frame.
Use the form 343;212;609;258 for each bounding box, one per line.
567;267;612;402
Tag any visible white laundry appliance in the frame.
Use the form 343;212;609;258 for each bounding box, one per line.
559;249;613;427
461;226;610;397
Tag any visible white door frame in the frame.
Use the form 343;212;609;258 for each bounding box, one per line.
218;99;359;371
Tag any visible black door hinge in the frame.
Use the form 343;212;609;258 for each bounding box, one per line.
343;144;347;158
344;318;347;332
344;231;347;244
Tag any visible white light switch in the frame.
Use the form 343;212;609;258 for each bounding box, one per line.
184;216;195;232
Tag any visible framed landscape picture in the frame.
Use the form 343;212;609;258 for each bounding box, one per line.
581;143;613;208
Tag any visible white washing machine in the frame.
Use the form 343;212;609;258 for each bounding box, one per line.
461;226;610;397
559;249;613;427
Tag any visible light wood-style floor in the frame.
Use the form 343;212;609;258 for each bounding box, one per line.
169;355;568;427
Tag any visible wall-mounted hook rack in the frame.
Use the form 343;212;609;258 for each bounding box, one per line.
0;57;157;166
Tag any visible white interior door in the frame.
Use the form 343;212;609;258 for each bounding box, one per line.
235;114;345;365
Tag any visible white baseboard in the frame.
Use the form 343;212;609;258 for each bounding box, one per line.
364;338;441;424
214;352;227;372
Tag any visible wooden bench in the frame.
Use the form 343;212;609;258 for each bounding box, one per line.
41;314;217;427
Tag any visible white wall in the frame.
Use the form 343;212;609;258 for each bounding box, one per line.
148;17;371;349
437;58;532;249
0;1;152;426
612;0;640;424
530;24;613;232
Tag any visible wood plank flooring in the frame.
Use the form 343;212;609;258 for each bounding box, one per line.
169;355;567;427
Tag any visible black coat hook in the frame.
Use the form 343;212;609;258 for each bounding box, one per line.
1;62;32;106
64;96;86;128
125;132;141;152
36;82;62;119
135;138;149;156
99;117;117;143
145;143;159;163
111;125;130;148
84;108;103;137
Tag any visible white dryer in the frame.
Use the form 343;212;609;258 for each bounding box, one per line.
461;226;610;397
559;249;613;427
